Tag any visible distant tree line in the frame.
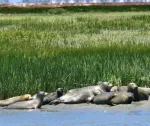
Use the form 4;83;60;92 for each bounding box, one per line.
0;0;150;7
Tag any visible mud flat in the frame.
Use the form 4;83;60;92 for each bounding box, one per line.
41;99;150;112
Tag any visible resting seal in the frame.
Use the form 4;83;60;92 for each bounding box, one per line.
42;88;63;105
111;85;150;95
31;88;63;105
110;86;127;92
128;83;149;101
140;87;150;95
50;82;113;105
67;82;113;93
93;92;134;106
0;94;31;107
6;91;48;109
111;83;149;101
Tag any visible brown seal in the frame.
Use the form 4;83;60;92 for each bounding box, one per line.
127;83;149;101
111;83;149;101
93;92;134;106
0;94;31;107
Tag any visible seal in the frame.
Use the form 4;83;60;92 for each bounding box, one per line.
110;86;127;92
5;91;48;109
110;86;118;92
127;83;149;101
42;88;63;105
138;87;150;95
67;82;113;93
0;94;31;107
50;82;113;105
111;83;149;101
111;85;150;95
31;88;63;105
93;92;134;106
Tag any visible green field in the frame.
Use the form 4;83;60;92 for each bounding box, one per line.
1;5;150;98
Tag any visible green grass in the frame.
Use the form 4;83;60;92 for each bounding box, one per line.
1;5;150;98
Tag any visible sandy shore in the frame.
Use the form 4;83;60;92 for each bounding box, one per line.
0;99;150;112
40;99;150;112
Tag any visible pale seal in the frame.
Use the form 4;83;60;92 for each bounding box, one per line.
110;86;127;92
137;87;150;95
50;82;113;105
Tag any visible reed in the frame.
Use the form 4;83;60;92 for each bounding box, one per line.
0;6;150;98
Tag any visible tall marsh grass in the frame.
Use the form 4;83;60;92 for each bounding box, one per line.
1;6;150;98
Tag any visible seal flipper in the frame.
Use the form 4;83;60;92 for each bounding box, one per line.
107;93;117;106
87;94;95;104
50;98;61;105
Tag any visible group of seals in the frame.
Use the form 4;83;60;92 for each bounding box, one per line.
92;82;149;106
0;88;63;109
93;92;134;106
1;82;149;109
110;83;149;101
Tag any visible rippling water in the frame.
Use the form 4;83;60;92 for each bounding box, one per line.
0;102;150;126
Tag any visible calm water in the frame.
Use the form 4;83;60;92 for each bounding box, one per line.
0;102;150;126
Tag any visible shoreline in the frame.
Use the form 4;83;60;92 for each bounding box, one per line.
40;100;150;112
1;99;150;112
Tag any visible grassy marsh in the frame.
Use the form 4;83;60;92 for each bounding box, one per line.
1;6;150;98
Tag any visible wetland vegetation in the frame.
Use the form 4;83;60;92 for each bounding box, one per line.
1;5;150;98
